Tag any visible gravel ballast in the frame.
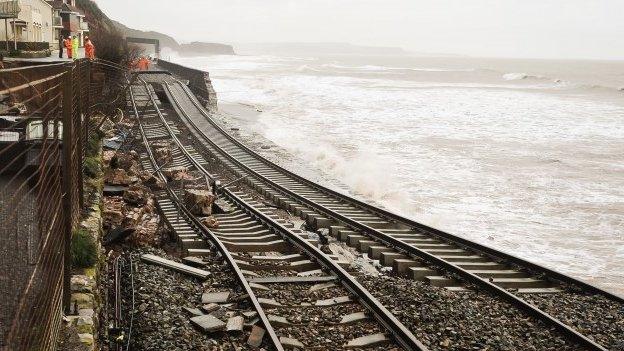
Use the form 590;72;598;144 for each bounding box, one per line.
120;248;274;351
359;274;588;351
524;291;624;350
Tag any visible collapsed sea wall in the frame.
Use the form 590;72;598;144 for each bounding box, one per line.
157;59;218;113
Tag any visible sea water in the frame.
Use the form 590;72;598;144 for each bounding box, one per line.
172;53;624;295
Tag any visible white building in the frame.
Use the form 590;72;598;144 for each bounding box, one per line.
0;0;56;50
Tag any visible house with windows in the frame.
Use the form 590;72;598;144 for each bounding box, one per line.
0;0;55;51
47;0;88;47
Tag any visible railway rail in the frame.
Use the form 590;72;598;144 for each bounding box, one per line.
133;70;623;350
130;78;428;350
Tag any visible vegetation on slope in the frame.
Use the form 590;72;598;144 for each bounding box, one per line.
75;0;141;64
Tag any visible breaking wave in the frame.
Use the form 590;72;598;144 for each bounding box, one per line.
311;63;476;73
502;72;549;81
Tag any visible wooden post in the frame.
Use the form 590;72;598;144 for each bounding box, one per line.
61;65;74;314
5;19;8;51
12;18;15;51
76;61;84;209
85;60;91;118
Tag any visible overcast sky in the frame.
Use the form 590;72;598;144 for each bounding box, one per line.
97;0;623;60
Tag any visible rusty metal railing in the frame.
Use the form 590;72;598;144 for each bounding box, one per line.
0;59;130;351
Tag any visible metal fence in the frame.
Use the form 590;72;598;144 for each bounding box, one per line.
0;59;129;350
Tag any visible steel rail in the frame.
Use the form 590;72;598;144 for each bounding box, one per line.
163;79;610;351
136;79;427;351
169;78;624;304
129;82;285;351
223;190;428;351
138;78;218;183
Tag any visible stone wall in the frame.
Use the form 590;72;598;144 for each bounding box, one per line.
157;59;218;113
61;148;105;350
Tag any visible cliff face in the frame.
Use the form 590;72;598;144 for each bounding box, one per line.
75;0;235;56
112;21;235;56
179;42;236;56
112;20;179;50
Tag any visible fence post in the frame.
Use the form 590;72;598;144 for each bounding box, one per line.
85;61;91;142
77;61;85;209
61;64;74;314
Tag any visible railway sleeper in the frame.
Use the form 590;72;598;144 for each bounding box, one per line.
327;224;555;291
159;80;594;349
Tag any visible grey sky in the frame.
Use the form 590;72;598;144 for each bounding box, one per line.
97;0;623;60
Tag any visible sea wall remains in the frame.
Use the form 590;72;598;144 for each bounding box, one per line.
157;59;218;113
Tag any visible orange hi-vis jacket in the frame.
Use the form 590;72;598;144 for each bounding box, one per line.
85;40;95;59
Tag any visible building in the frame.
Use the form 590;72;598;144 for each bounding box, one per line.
0;0;56;50
47;0;88;48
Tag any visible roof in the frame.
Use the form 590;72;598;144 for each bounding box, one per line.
46;1;84;15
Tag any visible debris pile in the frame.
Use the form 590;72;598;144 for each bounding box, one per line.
102;146;162;246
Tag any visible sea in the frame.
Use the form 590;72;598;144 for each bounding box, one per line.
170;52;624;295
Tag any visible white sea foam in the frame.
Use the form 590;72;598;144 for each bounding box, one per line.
503;72;548;81
320;63;476;73
176;54;624;295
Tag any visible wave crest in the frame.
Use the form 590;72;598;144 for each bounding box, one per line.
502;72;548;81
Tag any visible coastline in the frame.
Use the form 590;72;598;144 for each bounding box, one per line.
215;102;357;195
214;99;624;297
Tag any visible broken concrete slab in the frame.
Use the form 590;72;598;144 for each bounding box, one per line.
280;336;305;349
201;303;220;314
190;314;226;333
141;254;210;279
247;325;265;347
182;307;203;316
201;291;230;304
226;316;244;332
182;256;208;267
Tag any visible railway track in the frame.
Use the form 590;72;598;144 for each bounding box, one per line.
135;70;623;350
130;79;428;350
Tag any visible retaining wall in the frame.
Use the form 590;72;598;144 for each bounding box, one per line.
157;59;218;113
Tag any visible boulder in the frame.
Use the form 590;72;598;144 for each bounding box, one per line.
103;210;124;228
122;207;145;228
154;147;172;165
111;152;140;175
123;184;149;206
201;216;219;229
105;169;135;185
138;171;165;190
184;189;215;216
162;166;192;181
102;150;116;164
